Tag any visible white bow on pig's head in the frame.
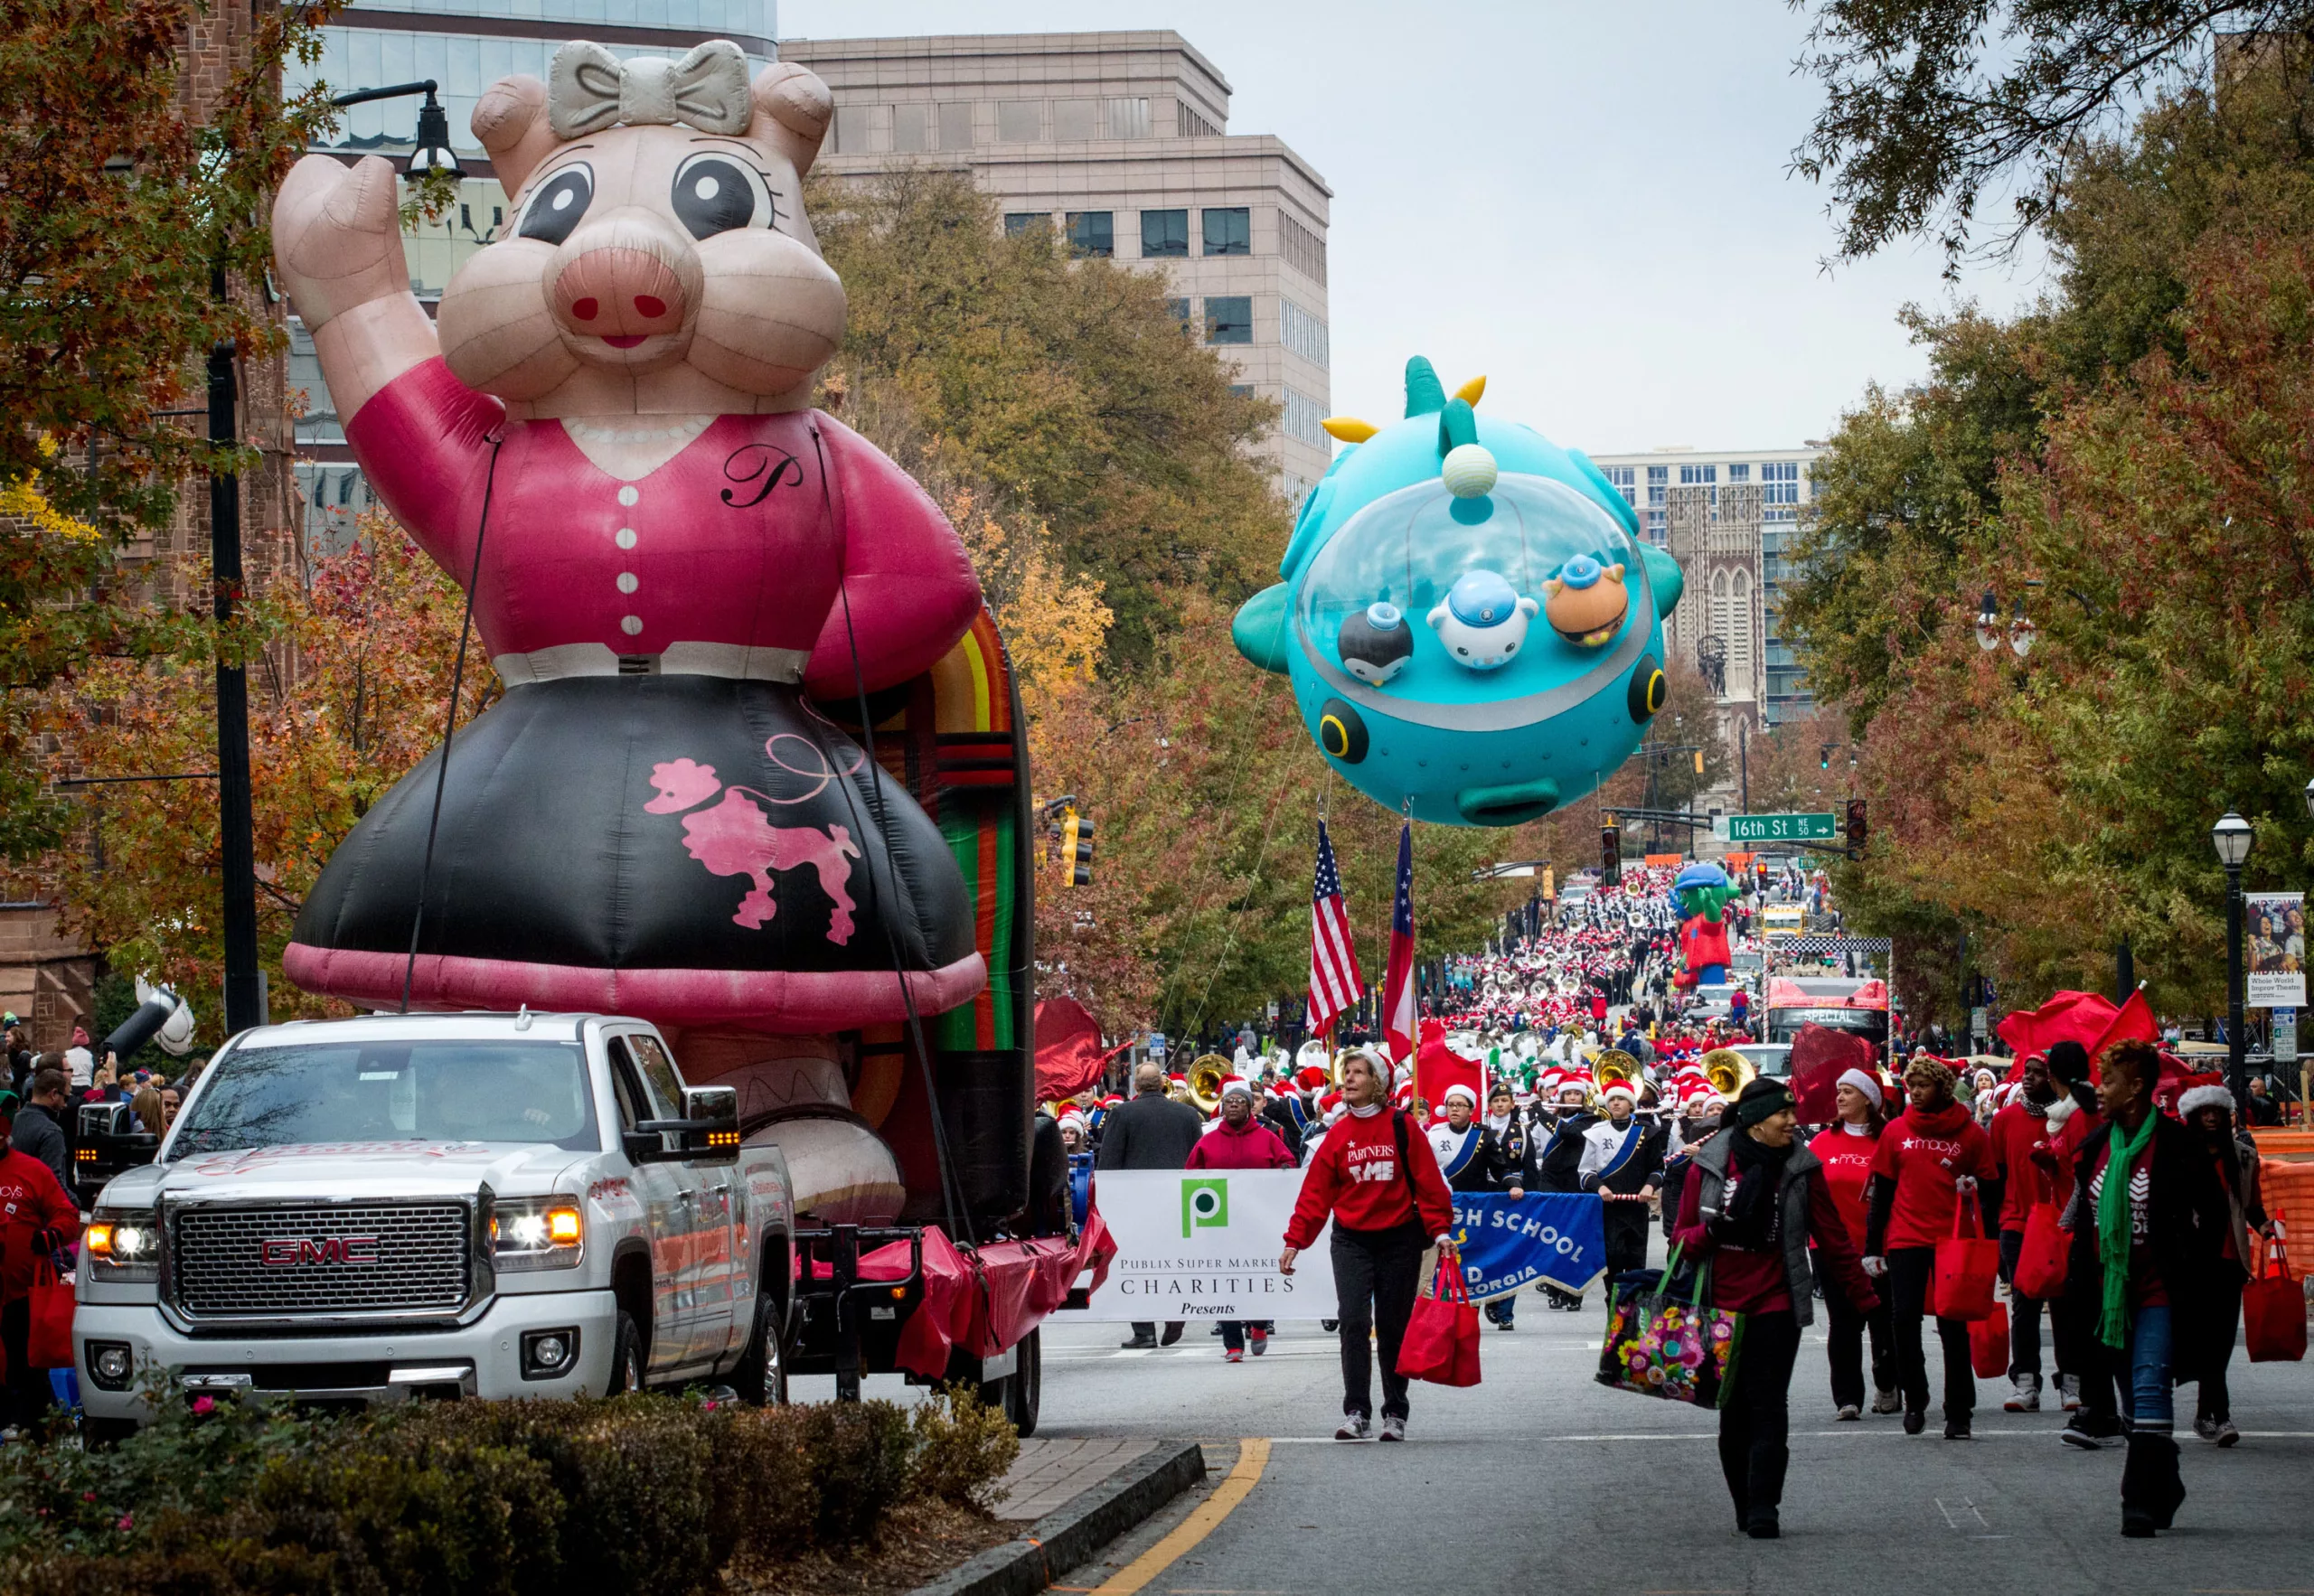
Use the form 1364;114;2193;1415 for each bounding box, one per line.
437;40;844;410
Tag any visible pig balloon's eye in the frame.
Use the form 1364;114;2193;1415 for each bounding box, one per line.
672;152;773;240
518;163;594;245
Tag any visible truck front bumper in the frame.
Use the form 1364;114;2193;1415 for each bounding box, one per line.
74;1290;619;1423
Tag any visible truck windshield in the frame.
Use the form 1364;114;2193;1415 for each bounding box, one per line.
168;1041;600;1157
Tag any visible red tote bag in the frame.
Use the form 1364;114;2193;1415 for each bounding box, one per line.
2013;1170;2070;1301
1934;1191;2000;1323
1398;1260;1482;1387
26;1259;75;1370
2243;1216;2308;1365
1969;1300;2010;1378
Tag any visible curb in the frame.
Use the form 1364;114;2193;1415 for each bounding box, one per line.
909;1440;1208;1596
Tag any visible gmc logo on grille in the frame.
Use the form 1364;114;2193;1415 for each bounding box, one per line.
259;1236;381;1266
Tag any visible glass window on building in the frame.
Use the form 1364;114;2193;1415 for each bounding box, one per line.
1280;297;1330;369
1166;296;1192;326
1053;99;1097;140
937;102;974;150
1280;212;1327;285
1005;212;1049;238
1206;296;1255;344
1644;508;1667;542
1726;463;1750;483
1066;211;1114;258
1646;465;1668;507
1678;464;1717;484
1604;465;1636;506
997;100;1042;142
1203;207;1251;256
891;103;930;154
1104;98;1152;137
1282;386;1328;449
1142;209;1189;258
1763;459;1801;520
1228;384;1255;397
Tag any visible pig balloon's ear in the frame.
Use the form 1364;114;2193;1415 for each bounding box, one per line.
751;61;833;175
473;75;558;197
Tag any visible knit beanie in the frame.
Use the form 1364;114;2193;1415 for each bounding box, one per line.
1733;1077;1795;1128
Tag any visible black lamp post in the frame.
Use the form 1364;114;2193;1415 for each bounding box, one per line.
209;80;466;1037
2210;811;2253;1108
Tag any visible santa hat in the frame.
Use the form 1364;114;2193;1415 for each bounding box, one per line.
2173;1075;2234;1119
1318;1090;1343;1114
1058;1112;1088;1137
1441;1082;1479;1109
1100;1095;1124;1110
1295;1065;1329;1092
1601;1078;1639;1105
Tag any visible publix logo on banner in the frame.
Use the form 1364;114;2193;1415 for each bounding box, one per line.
1181;1177;1229;1238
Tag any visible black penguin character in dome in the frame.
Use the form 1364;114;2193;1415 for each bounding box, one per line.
1337;601;1414;686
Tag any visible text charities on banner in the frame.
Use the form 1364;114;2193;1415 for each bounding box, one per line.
1449;1191;1606;1300
1067;1169;1334;1320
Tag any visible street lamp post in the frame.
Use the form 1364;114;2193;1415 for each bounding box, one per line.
2210;812;2254;1109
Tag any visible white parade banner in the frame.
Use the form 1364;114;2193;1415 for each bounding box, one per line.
1067;1169;1334;1321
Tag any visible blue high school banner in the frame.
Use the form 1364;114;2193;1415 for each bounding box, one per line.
1449;1192;1605;1300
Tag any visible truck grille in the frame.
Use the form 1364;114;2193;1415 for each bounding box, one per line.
170;1202;472;1319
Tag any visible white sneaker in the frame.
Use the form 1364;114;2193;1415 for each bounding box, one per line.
1378;1413;1406;1442
1837;1404;1862;1422
1334;1414;1370;1441
2004;1374;2040;1413
1870;1389;1901;1414
2059;1375;2081;1411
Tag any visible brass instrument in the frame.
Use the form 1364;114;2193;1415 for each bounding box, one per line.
1699;1047;1754;1100
1187;1054;1229;1113
1594;1049;1640;1093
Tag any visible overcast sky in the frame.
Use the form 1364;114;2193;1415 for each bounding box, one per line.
781;0;2051;455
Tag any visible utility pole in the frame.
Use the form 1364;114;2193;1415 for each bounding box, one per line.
209;335;262;1037
1739;721;1750;813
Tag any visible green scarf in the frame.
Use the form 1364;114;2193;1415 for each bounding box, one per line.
2096;1110;2159;1350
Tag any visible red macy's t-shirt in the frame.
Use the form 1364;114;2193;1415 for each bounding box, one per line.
1870;1103;1996;1250
1284;1109;1455;1248
1807;1122;1881;1253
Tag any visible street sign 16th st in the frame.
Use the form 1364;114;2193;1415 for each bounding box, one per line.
1725;812;1839;842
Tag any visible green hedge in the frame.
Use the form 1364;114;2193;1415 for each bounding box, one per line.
0;1385;1018;1596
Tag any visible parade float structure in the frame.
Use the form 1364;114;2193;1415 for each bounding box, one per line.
268;41;1101;1421
1669;861;1741;988
1231;358;1685;826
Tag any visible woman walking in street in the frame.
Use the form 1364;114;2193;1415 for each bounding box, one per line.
2068;1039;2230;1536
1676;1077;1879;1539
1866;1055;1999;1438
1808;1068;1897;1419
2176;1079;2269;1450
1280;1047;1456;1442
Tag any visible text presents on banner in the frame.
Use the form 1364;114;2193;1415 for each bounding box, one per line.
1450;1191;1606;1300
1069;1169;1333;1320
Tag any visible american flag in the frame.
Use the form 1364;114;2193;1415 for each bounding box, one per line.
1382;821;1417;1063
1306;822;1364;1037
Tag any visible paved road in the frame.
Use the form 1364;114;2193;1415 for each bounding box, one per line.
798;1272;2314;1594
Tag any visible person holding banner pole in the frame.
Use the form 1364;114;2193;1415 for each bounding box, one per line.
1281;1047;1457;1442
1578;1077;1666;1283
1190;1078;1297;1363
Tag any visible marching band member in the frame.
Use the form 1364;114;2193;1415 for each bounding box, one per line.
1578;1075;1667;1281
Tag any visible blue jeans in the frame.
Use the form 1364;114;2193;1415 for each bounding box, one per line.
2120;1302;2173;1434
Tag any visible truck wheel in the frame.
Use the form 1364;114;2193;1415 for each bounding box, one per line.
732;1288;788;1406
1005;1328;1041;1438
609;1310;646;1395
83;1416;139;1450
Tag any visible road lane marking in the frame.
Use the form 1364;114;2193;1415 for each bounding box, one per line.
1090;1439;1271;1596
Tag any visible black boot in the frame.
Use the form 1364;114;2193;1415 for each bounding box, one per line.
2121;1432;2184;1536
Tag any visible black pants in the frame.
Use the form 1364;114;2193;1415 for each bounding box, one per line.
1818;1256;1894;1409
0;1296;54;1430
1331;1223;1425;1421
1887;1246;1976;1418
2198;1274;2244;1423
1603;1201;1652;1279
1996;1228;2066;1384
1719;1308;1801;1529
1129;1320;1181;1341
1218;1319;1272;1352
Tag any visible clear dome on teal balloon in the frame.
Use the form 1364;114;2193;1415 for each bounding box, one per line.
1295;472;1642;705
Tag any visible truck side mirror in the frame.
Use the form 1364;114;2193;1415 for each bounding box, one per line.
678;1086;741;1165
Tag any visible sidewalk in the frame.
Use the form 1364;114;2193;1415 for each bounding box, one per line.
995;1438;1157;1520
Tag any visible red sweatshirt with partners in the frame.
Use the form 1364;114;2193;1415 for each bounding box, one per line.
1284;1108;1455;1247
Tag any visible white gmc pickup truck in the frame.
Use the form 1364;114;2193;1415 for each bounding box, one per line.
72;1010;795;1437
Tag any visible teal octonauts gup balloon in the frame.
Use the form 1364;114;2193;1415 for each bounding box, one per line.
1233;357;1684;826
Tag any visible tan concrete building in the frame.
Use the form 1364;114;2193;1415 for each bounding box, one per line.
779;31;1336;498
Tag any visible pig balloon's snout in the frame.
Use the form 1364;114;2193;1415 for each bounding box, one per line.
552;247;687;344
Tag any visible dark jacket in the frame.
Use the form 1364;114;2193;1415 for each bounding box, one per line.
1681;1129;1873;1328
1095;1089;1204;1172
9;1101;69;1191
1538;1110;1598;1193
2061;1113;2232;1385
1260;1096;1306;1161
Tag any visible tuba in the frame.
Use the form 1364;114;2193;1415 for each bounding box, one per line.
1187;1054;1229;1113
1594;1049;1640;1094
1699;1047;1754;1100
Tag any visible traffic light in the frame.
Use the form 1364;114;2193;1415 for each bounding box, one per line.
1061;807;1095;886
1601;822;1622;887
1820;744;1834;771
1846;797;1867;851
1692;748;1704;775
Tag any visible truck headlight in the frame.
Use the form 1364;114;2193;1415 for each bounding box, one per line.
492;1198;584;1272
86;1209;162;1282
